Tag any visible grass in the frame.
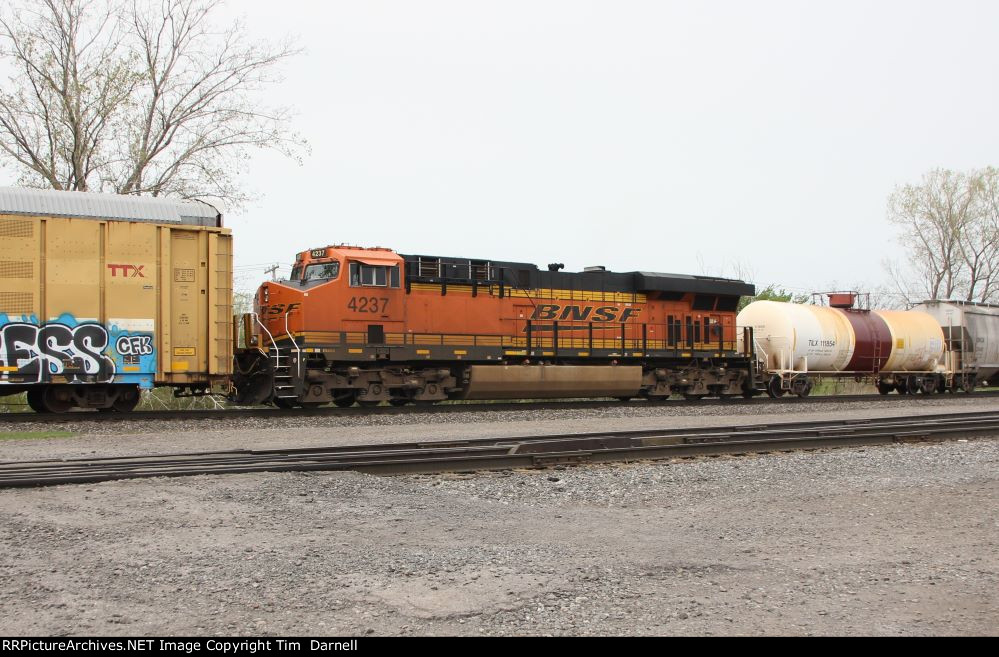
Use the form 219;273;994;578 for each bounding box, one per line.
0;430;74;440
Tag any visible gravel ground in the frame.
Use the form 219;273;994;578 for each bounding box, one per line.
0;400;999;635
0;397;997;636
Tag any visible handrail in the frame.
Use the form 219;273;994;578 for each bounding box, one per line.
251;312;277;351
284;309;302;378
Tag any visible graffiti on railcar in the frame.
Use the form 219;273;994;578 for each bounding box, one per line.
0;314;156;386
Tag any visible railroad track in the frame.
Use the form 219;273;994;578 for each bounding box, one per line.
1;390;997;424
1;409;997;488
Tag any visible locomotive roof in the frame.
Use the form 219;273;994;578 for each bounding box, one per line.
402;252;754;297
0;187;221;227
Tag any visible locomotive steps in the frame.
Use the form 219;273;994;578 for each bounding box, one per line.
1;409;997;488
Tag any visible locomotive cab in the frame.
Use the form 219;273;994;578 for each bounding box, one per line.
233;245;405;405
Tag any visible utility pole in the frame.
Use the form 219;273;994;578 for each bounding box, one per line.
264;264;280;281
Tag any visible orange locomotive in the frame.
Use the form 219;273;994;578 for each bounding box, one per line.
232;245;757;407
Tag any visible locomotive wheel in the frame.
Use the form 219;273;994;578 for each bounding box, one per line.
357;400;381;408
41;386;73;413
682;394;705;401
389;398;410;407
299;402;324;409
112;386;141;412
333;393;356;408
616;396;633;402
26;388;46;413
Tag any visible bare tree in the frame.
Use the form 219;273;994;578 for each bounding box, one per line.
962;166;999;302
883;167;999;305
0;0;305;208
886;169;976;303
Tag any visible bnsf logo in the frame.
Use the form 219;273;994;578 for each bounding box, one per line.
530;304;641;322
260;303;301;316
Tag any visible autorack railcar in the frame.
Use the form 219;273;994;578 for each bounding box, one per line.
0;187;233;412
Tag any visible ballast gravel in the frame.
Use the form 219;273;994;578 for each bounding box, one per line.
1;395;998;460
0;398;996;636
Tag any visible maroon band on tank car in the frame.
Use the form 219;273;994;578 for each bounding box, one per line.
837;309;892;372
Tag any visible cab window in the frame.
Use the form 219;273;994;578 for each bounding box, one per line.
350;262;400;287
303;261;340;281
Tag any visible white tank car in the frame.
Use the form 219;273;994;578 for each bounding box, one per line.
737;300;855;372
738;301;944;374
913;300;999;382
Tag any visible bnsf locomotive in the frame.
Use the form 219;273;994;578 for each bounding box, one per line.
231;245;758;407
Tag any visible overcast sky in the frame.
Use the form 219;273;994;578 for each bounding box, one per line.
9;1;999;296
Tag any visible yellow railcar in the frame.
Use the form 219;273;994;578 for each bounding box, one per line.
0;188;232;412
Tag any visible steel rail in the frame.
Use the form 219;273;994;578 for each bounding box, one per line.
1;410;997;488
1;390;997;424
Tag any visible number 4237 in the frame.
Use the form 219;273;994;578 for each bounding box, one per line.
347;297;389;313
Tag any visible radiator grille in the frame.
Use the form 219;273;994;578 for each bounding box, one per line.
0;261;33;279
0;218;33;238
0;292;33;314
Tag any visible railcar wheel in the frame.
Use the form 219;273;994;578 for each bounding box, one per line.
766;376;785;398
26;388;46;413
273;397;297;409
41;386;73;413
112;386;140;412
877;380;894;395
920;378;938;395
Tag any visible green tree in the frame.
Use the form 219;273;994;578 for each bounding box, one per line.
738;284;808;311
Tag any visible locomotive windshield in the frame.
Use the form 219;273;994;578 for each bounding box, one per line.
302;261;341;281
